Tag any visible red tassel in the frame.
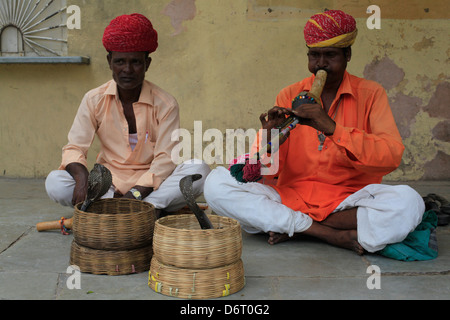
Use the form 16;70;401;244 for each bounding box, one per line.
242;160;262;182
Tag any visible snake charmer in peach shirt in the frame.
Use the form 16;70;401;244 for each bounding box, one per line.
59;79;179;195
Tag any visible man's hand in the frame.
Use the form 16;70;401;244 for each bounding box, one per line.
123;185;154;200
292;103;336;136
66;162;89;206
259;107;293;150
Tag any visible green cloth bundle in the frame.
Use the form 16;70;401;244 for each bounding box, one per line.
378;210;438;261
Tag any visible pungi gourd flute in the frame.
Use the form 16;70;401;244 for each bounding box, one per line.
230;70;328;183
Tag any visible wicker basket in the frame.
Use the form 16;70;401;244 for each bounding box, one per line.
70;241;153;276
153;214;242;269
149;257;245;299
73;198;155;251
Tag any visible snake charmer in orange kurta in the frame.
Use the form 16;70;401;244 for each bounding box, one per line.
267;71;404;221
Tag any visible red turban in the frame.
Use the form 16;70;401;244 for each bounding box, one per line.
304;10;357;48
102;13;158;53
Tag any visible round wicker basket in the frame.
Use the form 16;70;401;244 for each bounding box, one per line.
149;257;245;299
70;241;153;276
73;198;155;251
152;214;242;269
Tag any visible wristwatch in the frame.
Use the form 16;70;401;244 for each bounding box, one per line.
130;188;142;200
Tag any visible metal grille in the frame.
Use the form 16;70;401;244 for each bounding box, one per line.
0;0;67;56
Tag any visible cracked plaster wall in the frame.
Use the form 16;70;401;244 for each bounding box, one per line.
0;0;448;181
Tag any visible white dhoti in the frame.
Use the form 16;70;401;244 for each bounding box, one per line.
204;166;425;253
45;160;211;212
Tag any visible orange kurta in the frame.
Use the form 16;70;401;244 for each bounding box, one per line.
266;71;404;221
59;80;179;195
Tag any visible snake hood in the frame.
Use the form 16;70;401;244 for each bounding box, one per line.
80;163;112;212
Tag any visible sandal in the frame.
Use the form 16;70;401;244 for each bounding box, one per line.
428;193;450;215
424;194;450;226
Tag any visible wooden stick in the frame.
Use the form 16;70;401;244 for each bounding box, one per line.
36;218;72;232
35;203;209;233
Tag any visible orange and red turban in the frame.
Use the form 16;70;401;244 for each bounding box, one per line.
102;13;158;53
304;10;357;48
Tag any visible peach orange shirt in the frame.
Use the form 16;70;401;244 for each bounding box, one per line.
268;71;404;221
60;80;179;194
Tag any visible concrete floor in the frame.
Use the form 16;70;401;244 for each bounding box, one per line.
0;177;449;303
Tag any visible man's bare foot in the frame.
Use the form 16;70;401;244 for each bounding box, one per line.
330;229;364;255
268;226;364;255
268;232;293;245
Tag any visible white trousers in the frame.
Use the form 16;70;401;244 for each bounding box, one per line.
45;160;211;212
204;166;425;252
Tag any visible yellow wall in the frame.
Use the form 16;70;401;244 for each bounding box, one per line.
0;0;449;180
